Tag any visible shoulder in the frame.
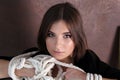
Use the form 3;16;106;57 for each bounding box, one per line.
77;49;120;79
22;47;39;53
75;49;100;72
80;49;100;63
0;47;46;60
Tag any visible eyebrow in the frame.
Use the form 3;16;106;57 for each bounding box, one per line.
63;32;71;35
48;30;71;35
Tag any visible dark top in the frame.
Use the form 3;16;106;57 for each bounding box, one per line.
0;47;120;80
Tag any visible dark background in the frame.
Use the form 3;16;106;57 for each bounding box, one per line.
0;0;120;68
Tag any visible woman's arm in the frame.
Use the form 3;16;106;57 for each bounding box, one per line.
65;68;117;80
0;59;9;78
0;59;35;79
0;59;117;80
102;78;116;80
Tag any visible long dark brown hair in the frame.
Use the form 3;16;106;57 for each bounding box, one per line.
37;2;87;63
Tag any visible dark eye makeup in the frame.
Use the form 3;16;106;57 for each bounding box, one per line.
63;32;72;38
47;31;72;38
47;31;55;37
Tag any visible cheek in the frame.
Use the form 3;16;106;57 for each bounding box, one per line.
66;41;75;52
46;39;54;50
46;39;50;49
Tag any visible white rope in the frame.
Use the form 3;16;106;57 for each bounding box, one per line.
86;73;102;80
8;51;85;80
8;51;38;80
8;51;102;80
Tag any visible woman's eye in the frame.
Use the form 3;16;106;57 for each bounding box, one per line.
63;34;72;38
47;32;54;37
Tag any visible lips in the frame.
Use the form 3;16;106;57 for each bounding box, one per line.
53;50;63;54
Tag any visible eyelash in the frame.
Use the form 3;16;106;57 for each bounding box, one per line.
47;32;72;38
63;34;72;38
47;32;55;37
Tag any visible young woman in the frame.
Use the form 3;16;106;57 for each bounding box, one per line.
0;2;120;80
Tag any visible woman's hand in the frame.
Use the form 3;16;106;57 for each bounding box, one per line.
15;68;35;77
64;68;86;80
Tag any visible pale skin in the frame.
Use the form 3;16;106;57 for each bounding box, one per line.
0;20;117;80
0;59;9;78
46;20;75;63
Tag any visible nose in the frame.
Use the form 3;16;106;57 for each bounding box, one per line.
55;37;63;50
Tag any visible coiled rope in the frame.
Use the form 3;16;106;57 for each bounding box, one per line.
8;51;85;80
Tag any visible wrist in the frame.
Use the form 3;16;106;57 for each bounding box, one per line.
86;73;102;80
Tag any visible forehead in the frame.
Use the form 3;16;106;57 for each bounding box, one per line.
50;20;70;32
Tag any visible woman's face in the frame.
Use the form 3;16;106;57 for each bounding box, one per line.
46;20;75;63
